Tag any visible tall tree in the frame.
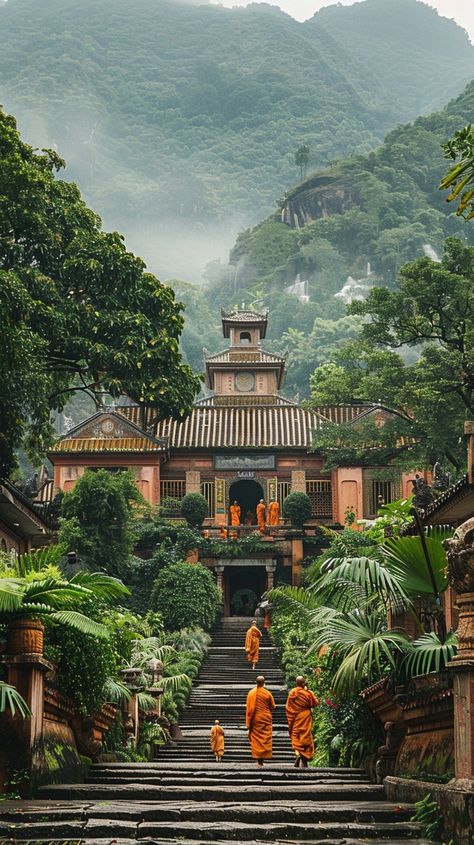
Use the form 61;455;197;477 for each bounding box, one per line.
0;110;201;475
294;146;310;181
309;238;474;470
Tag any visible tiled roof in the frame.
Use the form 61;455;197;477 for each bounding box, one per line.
205;349;285;365
313;404;372;424
221;309;268;323
51;437;165;453
154;404;324;449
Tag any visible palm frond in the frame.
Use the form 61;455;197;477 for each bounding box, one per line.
405;631;458;676
103;677;131;702
316;556;409;611
310;611;410;695
0;578;23;612
16;546;64;576
137;691;159;711
382;536;448;596
269;585;320;614
161;673;192;692
22;579;86;608
69;571;130;600
51;610;110;638
425;525;454;543
0;682;31;718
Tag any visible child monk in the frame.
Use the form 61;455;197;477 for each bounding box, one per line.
285;675;318;768
210;719;225;762
245;620;262;670
246;675;275;766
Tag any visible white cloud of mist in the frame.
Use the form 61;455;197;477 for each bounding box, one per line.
208;0;474;40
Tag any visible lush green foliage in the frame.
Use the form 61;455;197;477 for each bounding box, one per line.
180;493;208;528
283;492;312;528
310;237;474;470
205;534;272;559
0;0;469;236
441;124;474;219
0;545;129;637
59;470;143;578
0;107;199;475
271;503;456;697
150;562;220;631
187;81;474;402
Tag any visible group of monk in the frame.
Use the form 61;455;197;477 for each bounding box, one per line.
210;620;319;768
229;498;280;534
210;674;317;768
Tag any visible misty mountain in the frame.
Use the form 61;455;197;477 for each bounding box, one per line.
178;79;474;395
0;0;473;279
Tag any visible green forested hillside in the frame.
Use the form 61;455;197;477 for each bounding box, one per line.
0;0;472;268
183;80;474;396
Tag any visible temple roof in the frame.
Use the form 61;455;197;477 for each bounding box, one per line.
153;402;325;450
221;308;268;338
50;411;168;455
205;349;285;365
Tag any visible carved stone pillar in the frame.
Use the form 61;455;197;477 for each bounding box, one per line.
444;517;474;783
215;566;225;599
265;563;276;591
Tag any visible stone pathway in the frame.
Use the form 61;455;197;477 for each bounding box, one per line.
0;617;436;843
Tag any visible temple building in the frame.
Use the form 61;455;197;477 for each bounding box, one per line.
48;308;418;529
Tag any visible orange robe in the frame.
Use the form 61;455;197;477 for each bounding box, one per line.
245;625;261;665
246;686;275;759
285;686;318;761
256;502;266;534
268;501;280;526
210;724;225;757
230;504;241;526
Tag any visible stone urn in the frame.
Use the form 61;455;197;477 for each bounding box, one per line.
7;618;44;656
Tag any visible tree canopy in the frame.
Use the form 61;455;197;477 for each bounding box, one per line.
310;237;474;470
0;109;200;475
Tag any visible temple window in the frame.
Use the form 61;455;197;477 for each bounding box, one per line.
240;331;251;345
306;479;332;518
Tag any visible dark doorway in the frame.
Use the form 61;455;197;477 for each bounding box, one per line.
227;567;266;616
229;479;263;525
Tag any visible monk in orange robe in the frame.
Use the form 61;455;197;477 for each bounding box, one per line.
230;501;241;526
268;500;280;527
245;620;261;669
246;675;275;766
210;719;225;762
256;499;266;534
286;676;318;767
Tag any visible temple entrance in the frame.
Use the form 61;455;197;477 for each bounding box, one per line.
229;479;264;525
227;566;266;616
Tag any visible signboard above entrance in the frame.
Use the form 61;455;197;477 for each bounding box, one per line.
214;454;275;470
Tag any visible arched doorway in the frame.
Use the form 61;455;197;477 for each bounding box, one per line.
229;479;264;525
227;566;266;616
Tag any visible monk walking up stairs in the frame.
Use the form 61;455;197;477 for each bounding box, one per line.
18;616;437;844
245;618;261;669
210;719;225;762
246;674;275;766
286;674;318;768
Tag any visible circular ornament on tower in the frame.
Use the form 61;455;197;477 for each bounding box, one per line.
235;371;256;392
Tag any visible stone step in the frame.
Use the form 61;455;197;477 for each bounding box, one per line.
0;819;422;842
38;782;386;802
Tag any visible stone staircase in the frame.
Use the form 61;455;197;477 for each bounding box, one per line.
0;617;436;844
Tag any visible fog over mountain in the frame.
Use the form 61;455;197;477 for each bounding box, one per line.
1;0;473;281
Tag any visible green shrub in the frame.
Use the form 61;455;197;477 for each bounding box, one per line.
180;493;208;528
150;562;220;631
283;492;312;528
